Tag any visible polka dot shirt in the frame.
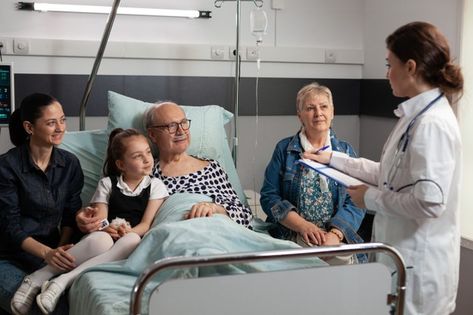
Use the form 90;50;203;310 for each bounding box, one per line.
154;159;253;228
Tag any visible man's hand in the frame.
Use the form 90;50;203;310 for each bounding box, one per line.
185;202;226;219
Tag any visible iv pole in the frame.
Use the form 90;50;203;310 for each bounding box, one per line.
215;0;263;166
233;0;241;165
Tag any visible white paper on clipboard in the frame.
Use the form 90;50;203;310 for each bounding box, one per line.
298;159;368;187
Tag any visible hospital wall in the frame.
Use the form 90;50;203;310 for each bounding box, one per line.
1;0;472;313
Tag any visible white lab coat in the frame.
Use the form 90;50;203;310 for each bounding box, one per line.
331;88;462;315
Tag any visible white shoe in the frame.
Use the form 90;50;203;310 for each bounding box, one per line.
10;276;41;315
36;281;64;315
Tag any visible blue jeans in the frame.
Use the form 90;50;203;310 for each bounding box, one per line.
0;260;69;315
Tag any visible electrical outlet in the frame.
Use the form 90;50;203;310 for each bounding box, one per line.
0;38;10;54
13;39;29;54
246;47;260;60
325;49;336;63
229;47;245;60
210;46;226;60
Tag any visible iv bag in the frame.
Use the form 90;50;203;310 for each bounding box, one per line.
250;7;268;44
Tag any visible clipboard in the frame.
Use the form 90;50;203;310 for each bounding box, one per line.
298;158;367;187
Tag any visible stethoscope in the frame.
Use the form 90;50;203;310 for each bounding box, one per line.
383;93;444;191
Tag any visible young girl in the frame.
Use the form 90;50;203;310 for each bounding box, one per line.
11;128;168;315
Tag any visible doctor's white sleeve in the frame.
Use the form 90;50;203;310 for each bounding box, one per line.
330;151;380;186
364;116;460;219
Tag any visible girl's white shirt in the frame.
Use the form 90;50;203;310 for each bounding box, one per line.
90;175;168;204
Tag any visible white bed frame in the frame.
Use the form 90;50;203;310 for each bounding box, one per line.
130;243;406;315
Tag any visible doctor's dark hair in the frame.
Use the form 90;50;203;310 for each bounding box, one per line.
386;21;463;104
8;93;58;147
103;128;148;177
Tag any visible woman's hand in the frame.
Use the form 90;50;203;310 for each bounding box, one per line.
76;206;102;233
186;202;222;219
297;221;327;246
44;244;76;271
302;151;332;164
322;231;342;246
347;185;369;208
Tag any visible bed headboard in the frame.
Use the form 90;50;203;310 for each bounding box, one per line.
60;91;245;206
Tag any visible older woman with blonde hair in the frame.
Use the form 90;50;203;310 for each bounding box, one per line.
260;82;367;263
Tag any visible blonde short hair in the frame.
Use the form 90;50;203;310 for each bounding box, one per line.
296;82;334;112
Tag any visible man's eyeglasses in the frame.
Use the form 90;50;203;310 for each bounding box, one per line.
150;119;191;134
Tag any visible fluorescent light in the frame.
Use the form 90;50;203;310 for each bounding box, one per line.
16;2;211;19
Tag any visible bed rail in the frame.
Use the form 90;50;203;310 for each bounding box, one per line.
130;242;406;315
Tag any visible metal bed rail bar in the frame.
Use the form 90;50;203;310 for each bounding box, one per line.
130;242;406;315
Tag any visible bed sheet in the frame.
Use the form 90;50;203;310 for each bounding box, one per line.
69;193;326;315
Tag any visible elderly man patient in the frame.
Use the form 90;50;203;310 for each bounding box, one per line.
145;101;253;228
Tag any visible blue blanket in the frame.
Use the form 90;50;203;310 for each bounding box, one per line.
69;193;326;315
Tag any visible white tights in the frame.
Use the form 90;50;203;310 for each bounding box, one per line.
28;231;140;292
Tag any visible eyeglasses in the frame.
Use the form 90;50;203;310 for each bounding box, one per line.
150;118;191;134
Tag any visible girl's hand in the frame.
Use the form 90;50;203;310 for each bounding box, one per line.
44;244;76;271
302;151;332;164
117;224;132;237
297;221;326;246
103;226;120;240
347;185;369;208
186;202;218;219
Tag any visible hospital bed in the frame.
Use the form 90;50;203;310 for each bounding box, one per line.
60;92;406;315
132;243;406;315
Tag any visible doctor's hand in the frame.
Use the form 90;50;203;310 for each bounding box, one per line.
302;151;332;165
347;185;369;208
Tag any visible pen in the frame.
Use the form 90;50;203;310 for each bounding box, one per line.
315;145;330;154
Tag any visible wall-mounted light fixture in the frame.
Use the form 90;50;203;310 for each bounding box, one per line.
16;2;211;19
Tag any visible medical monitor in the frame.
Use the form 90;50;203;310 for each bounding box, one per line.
0;63;14;127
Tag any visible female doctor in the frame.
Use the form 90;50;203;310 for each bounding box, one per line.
305;21;463;315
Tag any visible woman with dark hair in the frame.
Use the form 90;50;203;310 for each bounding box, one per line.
308;22;463;314
0;93;84;314
9;128;166;315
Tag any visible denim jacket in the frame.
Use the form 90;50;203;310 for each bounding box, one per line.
260;130;367;261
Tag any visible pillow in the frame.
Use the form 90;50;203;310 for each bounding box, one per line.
107;91;246;203
59;129;109;205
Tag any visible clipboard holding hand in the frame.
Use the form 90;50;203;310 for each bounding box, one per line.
298;158;369;188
